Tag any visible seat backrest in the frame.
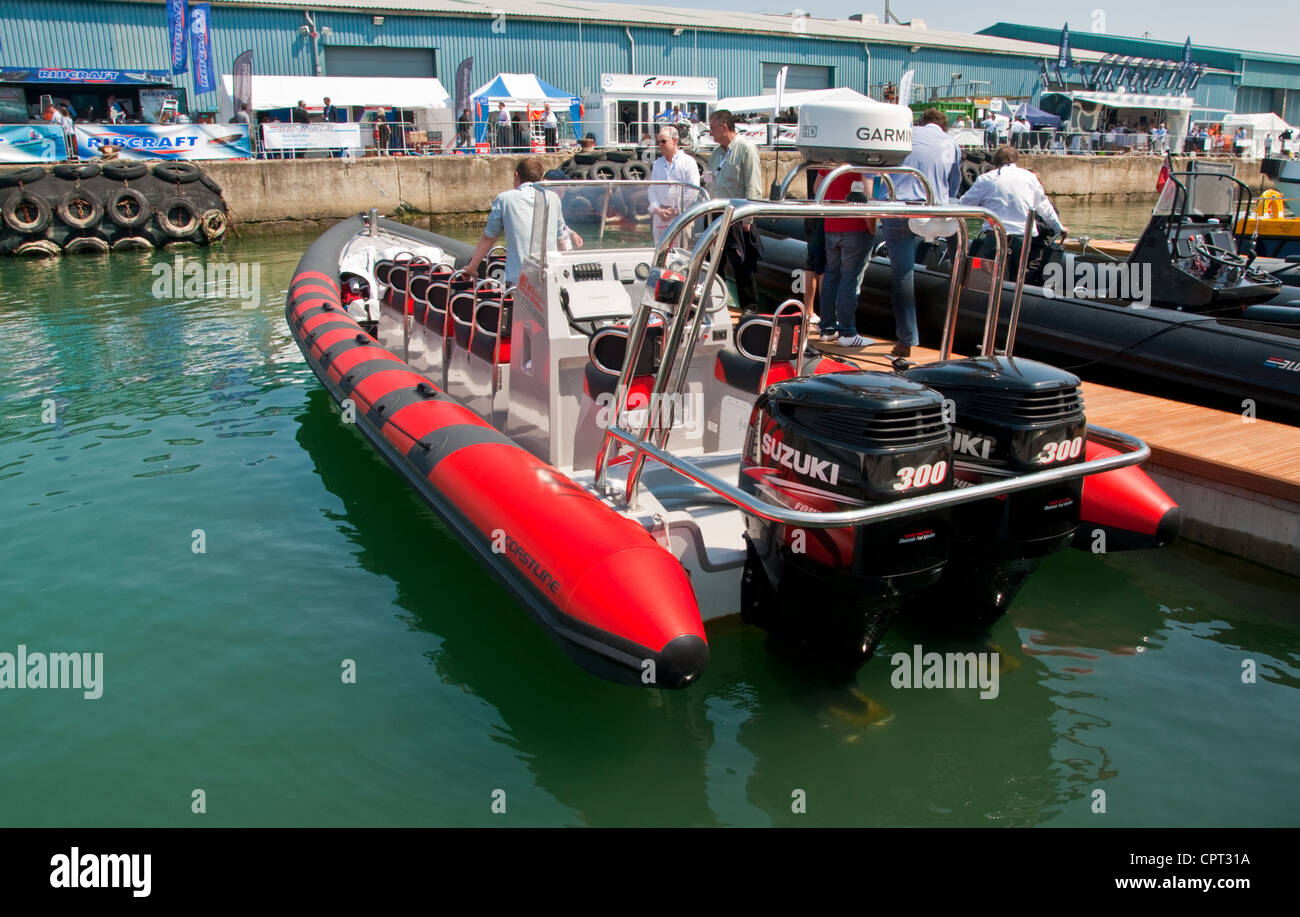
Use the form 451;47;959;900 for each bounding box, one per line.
735;312;802;364
589;323;665;377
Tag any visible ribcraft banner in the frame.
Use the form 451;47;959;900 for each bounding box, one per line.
167;0;188;75
260;122;361;150
75;124;251;160
190;3;216;95
0;124;69;163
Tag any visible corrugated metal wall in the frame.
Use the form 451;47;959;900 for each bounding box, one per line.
0;1;1281;116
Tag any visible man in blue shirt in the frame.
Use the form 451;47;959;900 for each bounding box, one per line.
466;157;583;286
875;108;962;357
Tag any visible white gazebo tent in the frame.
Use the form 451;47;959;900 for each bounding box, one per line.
217;74;452;136
1222;112;1294;158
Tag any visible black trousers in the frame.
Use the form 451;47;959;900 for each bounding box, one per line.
721;222;762;311
544;126;558;151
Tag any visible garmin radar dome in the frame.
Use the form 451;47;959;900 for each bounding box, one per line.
796;98;913;165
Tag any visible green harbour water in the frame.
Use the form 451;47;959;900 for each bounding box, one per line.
1;224;1297;828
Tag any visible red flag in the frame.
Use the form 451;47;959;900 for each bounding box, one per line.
1156;153;1171;192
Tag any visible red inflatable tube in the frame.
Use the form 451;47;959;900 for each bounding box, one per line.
1073;440;1181;551
286;217;708;687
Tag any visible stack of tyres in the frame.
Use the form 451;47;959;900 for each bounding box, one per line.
0;160;229;257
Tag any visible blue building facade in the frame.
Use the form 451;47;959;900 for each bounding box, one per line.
2;2;1292;122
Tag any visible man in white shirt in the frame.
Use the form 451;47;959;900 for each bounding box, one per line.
542;103;559;151
960;145;1066;265
647;126;701;245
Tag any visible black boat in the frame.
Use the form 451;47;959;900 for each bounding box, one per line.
759;166;1300;424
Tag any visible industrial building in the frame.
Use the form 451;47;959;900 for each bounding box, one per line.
1;0;1296;129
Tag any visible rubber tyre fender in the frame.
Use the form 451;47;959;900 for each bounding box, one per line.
0;166;47;187
64;236;111;255
621;161;650;181
567;165;592;180
199;208;228;241
56;188;104;229
52;162;102;181
101;160;149;181
605;150;632;163
111;236;154;252
961;164;981;187
152;161;201;184
590;160;619;180
573;152;600;165
156;196;200;238
106;186;151;229
978;161;995;174
2;189;52;233
14;239;61;257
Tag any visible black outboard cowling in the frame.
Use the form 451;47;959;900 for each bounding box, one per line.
902;357;1086;624
739;371;952;665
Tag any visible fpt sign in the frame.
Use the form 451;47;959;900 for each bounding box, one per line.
599;73;718;98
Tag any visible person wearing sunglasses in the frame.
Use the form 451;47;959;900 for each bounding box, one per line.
648;126;701;245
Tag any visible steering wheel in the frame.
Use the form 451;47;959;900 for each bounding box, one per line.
1194;242;1249;269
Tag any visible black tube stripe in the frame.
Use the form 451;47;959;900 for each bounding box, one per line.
317;333;376;370
364;382;444;427
404;423;519;478
336;357;409;396
305;320;364;347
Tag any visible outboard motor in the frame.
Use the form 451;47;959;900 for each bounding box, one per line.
739;371;952;665
902;357;1086;625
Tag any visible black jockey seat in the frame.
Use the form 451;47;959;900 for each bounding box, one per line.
583;322;666;402
452;281;503;350
714;310;807;394
469;291;515;364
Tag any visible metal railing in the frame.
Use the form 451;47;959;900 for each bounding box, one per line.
595;197;1017;506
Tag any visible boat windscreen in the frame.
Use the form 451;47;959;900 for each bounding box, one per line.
536;180;703;253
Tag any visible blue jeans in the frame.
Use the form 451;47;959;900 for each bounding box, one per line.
821;231;871;335
880;219;920;346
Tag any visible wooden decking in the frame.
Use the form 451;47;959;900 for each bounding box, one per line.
821;341;1300;505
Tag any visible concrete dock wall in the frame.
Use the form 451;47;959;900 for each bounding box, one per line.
201;151;1266;227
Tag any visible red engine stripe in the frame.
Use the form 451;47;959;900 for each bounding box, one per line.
429;444;703;651
814;357;856;374
1079;441;1178;536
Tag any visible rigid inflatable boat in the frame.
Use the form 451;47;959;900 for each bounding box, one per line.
761;164;1300;424
287;100;1177;687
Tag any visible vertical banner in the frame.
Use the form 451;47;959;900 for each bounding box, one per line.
454;57;473;142
167;0;187;75
897;70;915;108
1058;23;1073;69
773;65;788;124
232;49;253;115
190;3;215;95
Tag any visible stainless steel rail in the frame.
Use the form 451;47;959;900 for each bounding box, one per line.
600;422;1150;528
598;198;1015;505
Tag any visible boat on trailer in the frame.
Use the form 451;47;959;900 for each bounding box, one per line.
286;105;1177;688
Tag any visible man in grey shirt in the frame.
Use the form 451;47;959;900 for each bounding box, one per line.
705;109;764;310
467;157;582;286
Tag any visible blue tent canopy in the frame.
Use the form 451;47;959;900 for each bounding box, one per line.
1015;101;1062;129
470;73;582;143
